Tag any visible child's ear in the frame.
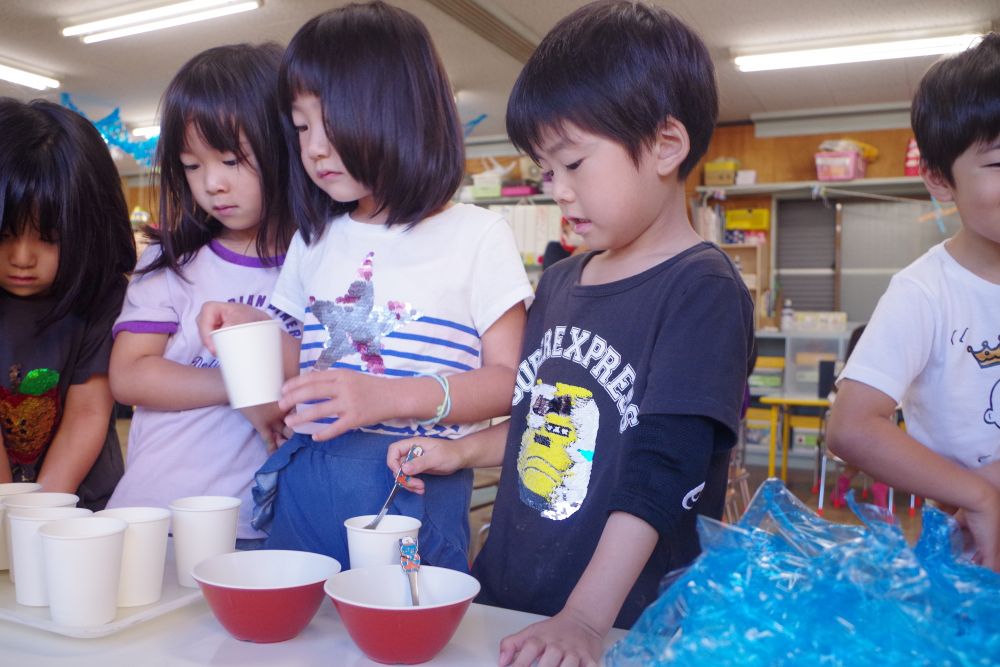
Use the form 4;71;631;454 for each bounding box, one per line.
654;117;690;177
919;162;955;202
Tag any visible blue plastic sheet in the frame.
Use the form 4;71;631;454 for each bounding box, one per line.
606;479;1000;667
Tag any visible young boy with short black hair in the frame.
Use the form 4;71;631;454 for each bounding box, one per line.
388;2;755;664
828;33;1000;572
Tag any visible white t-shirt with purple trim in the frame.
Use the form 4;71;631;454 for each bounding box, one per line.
107;240;300;538
270;203;533;439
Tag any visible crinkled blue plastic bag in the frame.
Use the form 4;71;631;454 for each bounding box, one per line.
606;479;1000;667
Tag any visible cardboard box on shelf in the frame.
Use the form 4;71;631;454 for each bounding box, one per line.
703;159;739;186
815;151;866;181
472;171;502;199
725;208;770;231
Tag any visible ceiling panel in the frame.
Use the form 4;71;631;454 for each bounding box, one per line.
0;0;994;174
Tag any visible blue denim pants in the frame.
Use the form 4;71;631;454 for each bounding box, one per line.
252;430;472;571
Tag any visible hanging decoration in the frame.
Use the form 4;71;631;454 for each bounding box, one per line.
60;93;158;167
462;113;487;138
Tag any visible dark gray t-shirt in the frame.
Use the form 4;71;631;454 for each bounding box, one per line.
0;282;125;510
472;243;754;627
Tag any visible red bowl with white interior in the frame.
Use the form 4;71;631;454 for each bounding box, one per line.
324;564;480;664
192;549;341;643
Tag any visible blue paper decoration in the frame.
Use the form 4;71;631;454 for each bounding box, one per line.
60;93;158;167
462;113;487;138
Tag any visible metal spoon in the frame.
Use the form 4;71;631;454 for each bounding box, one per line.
363;444;423;530
399;536;420;606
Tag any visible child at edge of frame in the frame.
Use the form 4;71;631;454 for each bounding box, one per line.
0;97;136;510
827;32;1000;572
387;1;756;665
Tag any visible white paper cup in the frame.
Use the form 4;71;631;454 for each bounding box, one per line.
95;507;171;607
39;517;127;627
210;319;283;408
168;496;240;588
3;492;78;583
7;506;92;606
344;515;421;570
0;483;43;571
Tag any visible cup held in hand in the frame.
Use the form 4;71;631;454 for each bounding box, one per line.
210;319;283;409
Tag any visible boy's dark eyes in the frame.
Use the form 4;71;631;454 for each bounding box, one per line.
566;159;583;171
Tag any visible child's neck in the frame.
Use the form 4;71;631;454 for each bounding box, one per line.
580;197;702;286
349;196;389;226
945;228;1000;285
215;228;271;259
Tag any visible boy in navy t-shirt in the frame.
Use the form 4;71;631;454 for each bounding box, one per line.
388;2;755;664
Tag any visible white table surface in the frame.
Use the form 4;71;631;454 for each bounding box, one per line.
0;597;627;666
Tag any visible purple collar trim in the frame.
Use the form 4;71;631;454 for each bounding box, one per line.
209;239;285;268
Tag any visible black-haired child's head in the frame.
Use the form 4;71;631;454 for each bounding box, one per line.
912;33;1000;185
280;1;464;239
0;97;135;327
506;0;718;180
152;42;291;273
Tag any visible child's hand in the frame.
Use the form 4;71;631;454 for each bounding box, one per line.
239;401;291;453
498;608;603;667
956;485;1000;571
280;369;394;441
385;438;463;494
196;301;270;354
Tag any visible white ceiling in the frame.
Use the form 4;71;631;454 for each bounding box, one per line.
1;0;996;174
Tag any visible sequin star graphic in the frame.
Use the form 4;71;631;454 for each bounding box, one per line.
309;252;420;373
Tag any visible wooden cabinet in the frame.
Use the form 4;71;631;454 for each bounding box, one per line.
720;242;769;328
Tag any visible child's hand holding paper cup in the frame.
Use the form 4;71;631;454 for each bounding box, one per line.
211;319;284;409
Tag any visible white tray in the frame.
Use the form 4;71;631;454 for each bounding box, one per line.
0;542;202;639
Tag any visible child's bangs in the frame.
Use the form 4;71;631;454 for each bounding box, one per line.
1;169;60;242
280;42;365;145
507;82;610;162
185;104;250;163
280;51;326;109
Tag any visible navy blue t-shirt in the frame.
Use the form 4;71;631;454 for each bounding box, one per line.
471;242;754;628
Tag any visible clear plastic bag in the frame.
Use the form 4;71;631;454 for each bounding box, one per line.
606;479;1000;667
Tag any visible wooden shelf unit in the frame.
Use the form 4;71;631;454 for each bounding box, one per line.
720;243;770;329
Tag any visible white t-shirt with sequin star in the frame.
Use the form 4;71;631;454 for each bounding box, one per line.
270;203;533;439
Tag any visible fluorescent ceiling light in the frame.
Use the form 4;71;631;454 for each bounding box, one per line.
734;32;984;72
62;0;261;44
0;64;60;90
132;125;161;138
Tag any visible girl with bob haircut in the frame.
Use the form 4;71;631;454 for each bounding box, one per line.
0;97;135;510
198;1;531;570
107;43;299;545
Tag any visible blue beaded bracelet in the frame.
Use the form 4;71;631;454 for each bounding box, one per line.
417;373;451;427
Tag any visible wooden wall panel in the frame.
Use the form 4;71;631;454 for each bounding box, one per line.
686;124;914;199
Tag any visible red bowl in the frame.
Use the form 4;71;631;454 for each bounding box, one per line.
324;565;480;664
192;549;341;643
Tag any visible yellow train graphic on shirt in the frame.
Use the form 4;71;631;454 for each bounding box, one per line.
517;380;599;520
